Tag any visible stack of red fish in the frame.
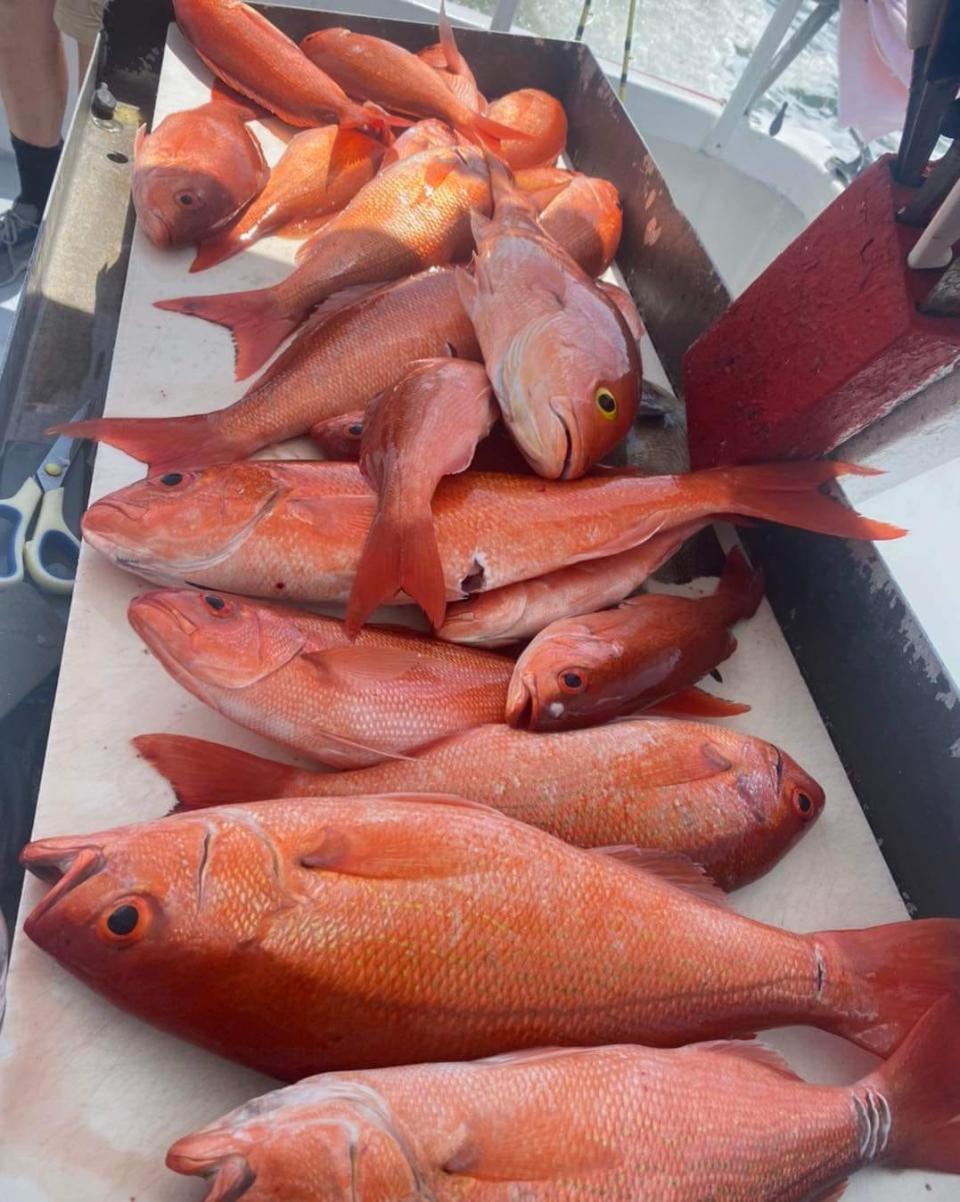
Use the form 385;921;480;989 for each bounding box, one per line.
20;2;960;1199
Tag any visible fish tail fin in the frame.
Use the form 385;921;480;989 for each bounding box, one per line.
470;111;537;147
712;545;765;624
346;503;448;636
438;0;476;84
692;461;907;542
481;145;541;227
813;919;960;1056
47;414;223;473
341;101;412;144
189;234;239;273
154;286;299;380
872;993;960;1171
643;686;750;718
132;733;302;809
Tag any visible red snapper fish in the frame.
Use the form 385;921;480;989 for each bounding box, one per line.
79;459;904;606
128;588;512;767
538;174;623;277
310;411;366;459
166;999;960;1202
348;358;497;634
156;143;493;379
136;715;825;890
507;546;764;730
132;96;268;249
21;793;960;1081
458;153;639;478
173;0;392;134
485;86;569;169
190;126;385;271
381;117;460;164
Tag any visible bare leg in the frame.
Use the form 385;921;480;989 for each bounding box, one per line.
0;0;66;147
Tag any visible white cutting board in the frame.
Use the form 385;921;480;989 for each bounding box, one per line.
0;25;955;1201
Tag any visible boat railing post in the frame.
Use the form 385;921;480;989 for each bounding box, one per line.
489;0;521;33
700;0;806;156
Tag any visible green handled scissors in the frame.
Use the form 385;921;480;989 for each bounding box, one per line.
0;404;90;596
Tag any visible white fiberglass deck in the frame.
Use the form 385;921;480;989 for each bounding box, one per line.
0;28;955;1201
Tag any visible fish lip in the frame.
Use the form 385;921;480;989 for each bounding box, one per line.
20;844;105;934
129;590;199;639
505;672;539;729
165;1143;256;1202
552;403;584;480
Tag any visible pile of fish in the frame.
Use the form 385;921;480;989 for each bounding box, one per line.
18;1;960;1199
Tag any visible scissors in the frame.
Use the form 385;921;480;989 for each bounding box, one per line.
0;404;90;596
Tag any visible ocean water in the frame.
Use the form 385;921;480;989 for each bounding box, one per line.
468;0;866;160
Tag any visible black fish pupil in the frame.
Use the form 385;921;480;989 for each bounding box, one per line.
160;472;182;486
178;194;194;206
598;393;616;413
348;424;363;436
107;904;139;936
205;594;226;610
798;793;812;813
563;672;582;689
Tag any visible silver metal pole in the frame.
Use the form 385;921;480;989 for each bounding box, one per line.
619;0;640;101
490;0;522;33
575;0;593;41
745;0;839;114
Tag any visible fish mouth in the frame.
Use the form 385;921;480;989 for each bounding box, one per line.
505;672;539;729
166;1140;256;1202
20;842;104;934
552;403;584;481
129;591;200;640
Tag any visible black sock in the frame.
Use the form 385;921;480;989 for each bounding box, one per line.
11;134;63;214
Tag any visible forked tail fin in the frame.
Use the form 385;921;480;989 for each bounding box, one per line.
689;461;906;542
155;285;301;380
874;993;960;1172
813;919;960;1057
133;734;305;809
48;414;230;474
346;503;448;637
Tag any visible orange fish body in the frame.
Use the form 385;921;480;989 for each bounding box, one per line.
166;999;960;1202
514;163;576;208
538;174;623;277
80;459;904;606
190;126;385;272
128;589;511;767
507;547;764;730
173;0;380;132
157;144;494;379
486;87;568;169
310;410;366;458
61;269;481;472
439;521;707;647
21;794;960;1079
382;117;461;164
458;155;639;478
136;716;825;890
299;27;515;145
132;102;268;249
348;358;497;633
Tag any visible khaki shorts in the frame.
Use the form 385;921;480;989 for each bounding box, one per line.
54;0;105;46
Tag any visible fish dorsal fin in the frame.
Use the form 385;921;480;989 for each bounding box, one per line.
303;645;443;687
438;0;473;81
299;794;499;879
693;1040;803;1081
592;847;730;909
455;265;480;316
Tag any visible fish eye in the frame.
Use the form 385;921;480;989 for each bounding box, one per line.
794;790;814;819
595;387;617;420
159;472;183;487
176;192;196;207
97;896;150;945
204;594;227;613
348;423;363;437
558;670;585;693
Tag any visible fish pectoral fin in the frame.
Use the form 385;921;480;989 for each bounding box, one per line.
443;1122;614;1182
302;645;441;687
690;1040;803;1082
286;495;374;541
591;847;730;909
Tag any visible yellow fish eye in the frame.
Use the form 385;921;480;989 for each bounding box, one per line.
595;387;618;420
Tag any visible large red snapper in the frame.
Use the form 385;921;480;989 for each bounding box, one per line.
21;794;960;1080
127;589;512;768
167;1000;960;1202
79;459;904;605
458;153;639;478
485;86;569;170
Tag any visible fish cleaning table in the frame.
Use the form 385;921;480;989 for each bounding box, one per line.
0;13;957;1202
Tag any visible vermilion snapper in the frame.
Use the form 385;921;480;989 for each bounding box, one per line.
173;0;391;134
21;794;960;1081
310;411;366;459
459;153;639;477
134;716;825;890
128;589;512;767
438;521;708;647
536;174;623;278
56;268;482;473
165;1000;960;1202
190;126;385;272
299;25;521;147
507;546;765;730
485;87;569;170
348;358;497;634
132;96;268;249
155;144;493;379
79;459;904;606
